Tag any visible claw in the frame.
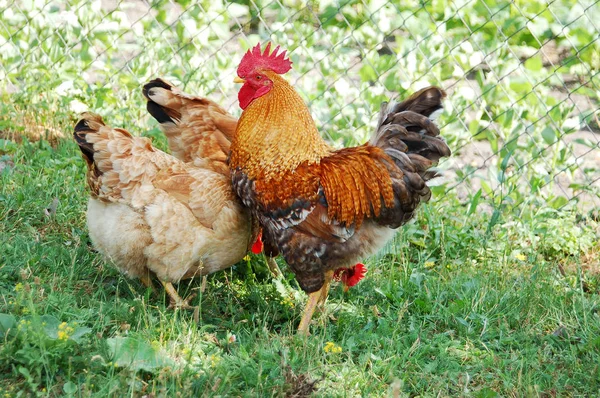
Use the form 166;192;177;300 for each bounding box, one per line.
167;292;197;310
266;257;282;278
161;281;197;311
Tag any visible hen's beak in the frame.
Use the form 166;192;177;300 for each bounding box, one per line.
233;76;245;84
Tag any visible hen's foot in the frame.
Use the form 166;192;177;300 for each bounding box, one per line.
139;273;155;292
161;281;197;310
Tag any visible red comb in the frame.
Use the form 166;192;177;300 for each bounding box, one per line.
237;42;292;77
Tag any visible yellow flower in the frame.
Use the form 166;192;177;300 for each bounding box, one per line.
15;283;23;292
515;253;526;261
57;322;74;340
280;296;295;308
209;354;221;367
243;255;251;261
323;342;342;354
424;261;435;269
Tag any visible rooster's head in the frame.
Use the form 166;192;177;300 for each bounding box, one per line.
235;42;292;109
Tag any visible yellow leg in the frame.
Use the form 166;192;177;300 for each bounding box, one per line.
161;281;197;310
317;270;334;307
297;290;322;336
139;273;154;292
297;271;335;335
266;257;282;278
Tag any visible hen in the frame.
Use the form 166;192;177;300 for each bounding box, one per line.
142;78;280;276
229;43;451;334
74;113;253;309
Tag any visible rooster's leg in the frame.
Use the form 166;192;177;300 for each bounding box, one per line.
266;257;282;278
161;281;197;310
298;274;333;336
297;290;322;335
317;270;334;307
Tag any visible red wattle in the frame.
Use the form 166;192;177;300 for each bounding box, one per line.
238;83;271;109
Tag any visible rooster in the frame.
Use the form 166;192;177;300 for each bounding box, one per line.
74;113;253;309
142;78;281;277
229;43;451;334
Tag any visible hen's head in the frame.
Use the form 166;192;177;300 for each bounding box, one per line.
333;263;368;292
236;42;292;109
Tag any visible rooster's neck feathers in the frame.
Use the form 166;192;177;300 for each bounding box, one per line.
230;72;331;180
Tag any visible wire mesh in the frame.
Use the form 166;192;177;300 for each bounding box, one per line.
1;0;599;212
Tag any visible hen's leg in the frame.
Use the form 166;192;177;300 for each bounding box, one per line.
266;257;282;278
139;273;154;292
161;281;197;310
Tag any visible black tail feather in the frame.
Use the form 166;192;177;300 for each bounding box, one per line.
142;78;172;98
142;78;182;125
146;100;175;124
73;113;105;164
371;87;451;181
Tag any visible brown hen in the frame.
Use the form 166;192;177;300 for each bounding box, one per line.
75;113;253;309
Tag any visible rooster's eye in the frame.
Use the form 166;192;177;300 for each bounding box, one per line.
256;75;262;80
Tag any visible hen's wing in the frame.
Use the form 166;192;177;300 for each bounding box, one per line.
143;165;252;281
143;78;237;175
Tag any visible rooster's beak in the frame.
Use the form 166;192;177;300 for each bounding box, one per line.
233;76;245;84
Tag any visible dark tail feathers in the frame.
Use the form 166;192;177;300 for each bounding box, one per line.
370;87;451;180
142;78;182;125
73;112;106;164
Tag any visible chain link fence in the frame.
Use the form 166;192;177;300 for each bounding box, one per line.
1;0;599;214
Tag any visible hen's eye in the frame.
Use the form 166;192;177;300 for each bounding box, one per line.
256;75;262;80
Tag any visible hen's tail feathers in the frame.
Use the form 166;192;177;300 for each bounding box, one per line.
370;87;451;181
142;78;237;167
143;78;236;133
143;78;184;125
74;112;113;194
73;112;106;165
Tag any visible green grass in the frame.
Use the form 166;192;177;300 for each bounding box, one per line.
1;137;598;396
